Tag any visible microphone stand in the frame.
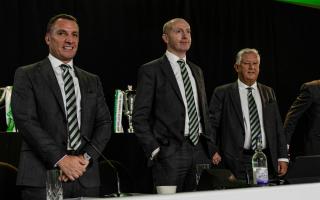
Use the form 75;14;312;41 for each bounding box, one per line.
82;136;130;197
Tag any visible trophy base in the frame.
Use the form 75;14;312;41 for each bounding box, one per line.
127;128;134;133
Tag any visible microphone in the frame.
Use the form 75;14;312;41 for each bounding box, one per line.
82;135;129;197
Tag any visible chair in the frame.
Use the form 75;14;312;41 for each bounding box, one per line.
285;155;320;184
0;161;21;199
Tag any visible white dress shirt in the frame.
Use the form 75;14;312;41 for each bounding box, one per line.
166;50;203;136
237;79;266;149
48;54;82;128
238;79;288;162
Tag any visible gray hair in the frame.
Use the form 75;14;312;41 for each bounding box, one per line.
235;48;260;65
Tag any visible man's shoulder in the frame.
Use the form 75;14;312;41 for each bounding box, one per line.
142;56;166;67
138;56;168;74
211;82;237;99
16;58;49;73
303;80;320;87
215;82;236;91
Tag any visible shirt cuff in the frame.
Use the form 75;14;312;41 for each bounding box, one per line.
84;152;91;161
54;154;67;168
278;158;289;163
150;147;160;160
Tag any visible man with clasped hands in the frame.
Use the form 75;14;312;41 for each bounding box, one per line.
12;14;111;199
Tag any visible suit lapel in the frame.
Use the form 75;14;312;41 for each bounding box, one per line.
74;66;86;133
257;83;267;107
188;62;202;97
39;58;65;116
230;82;245;130
188;62;205;114
160;56;184;104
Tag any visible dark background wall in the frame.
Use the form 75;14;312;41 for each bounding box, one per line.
1;0;320;147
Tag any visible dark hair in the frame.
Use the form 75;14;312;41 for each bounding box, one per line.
46;14;78;33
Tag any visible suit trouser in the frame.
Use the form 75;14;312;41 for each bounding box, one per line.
152;138;210;192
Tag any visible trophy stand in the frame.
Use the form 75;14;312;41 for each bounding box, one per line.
123;85;136;133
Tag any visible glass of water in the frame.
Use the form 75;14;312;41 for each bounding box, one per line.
196;164;211;185
46;169;63;200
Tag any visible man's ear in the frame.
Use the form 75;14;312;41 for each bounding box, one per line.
45;34;50;45
162;33;168;44
234;64;239;72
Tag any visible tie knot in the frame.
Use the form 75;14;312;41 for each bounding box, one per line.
247;87;253;92
177;59;186;68
60;64;70;71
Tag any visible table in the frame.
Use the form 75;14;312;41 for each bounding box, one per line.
64;182;320;200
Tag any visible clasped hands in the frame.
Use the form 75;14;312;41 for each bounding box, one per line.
57;154;89;182
212;152;221;165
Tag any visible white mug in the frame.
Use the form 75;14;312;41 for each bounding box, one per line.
156;185;177;194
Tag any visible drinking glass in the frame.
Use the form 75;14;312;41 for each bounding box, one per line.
196;164;211;185
46;169;63;200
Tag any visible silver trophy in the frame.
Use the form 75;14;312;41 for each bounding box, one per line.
123;85;136;133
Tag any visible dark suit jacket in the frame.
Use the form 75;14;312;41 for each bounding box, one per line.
284;80;320;155
132;55;217;163
12;58;111;187
209;81;287;175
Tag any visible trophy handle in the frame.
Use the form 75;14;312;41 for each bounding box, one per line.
0;87;6;106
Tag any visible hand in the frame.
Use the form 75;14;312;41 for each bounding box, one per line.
278;161;288;177
58;172;69;182
211;152;221;165
57;155;89;181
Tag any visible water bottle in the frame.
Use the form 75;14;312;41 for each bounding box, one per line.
252;139;268;186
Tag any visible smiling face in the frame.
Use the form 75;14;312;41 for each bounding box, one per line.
234;51;260;86
45;18;79;63
162;18;191;58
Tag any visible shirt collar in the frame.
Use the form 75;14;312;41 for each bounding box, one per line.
237;79;258;90
48;54;74;70
165;50;186;64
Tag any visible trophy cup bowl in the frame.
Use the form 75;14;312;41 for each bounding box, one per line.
123;85;136;133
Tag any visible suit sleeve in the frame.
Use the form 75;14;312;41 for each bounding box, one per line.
12;67;65;167
196;68;219;157
132;65;159;158
208;87;224;153
284;83;312;144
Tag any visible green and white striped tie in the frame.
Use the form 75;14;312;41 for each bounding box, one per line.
247;87;261;150
177;59;199;145
60;64;81;150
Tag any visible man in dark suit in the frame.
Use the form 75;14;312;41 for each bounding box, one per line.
12;14;111;199
284;80;320;155
209;48;288;182
132;18;221;193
